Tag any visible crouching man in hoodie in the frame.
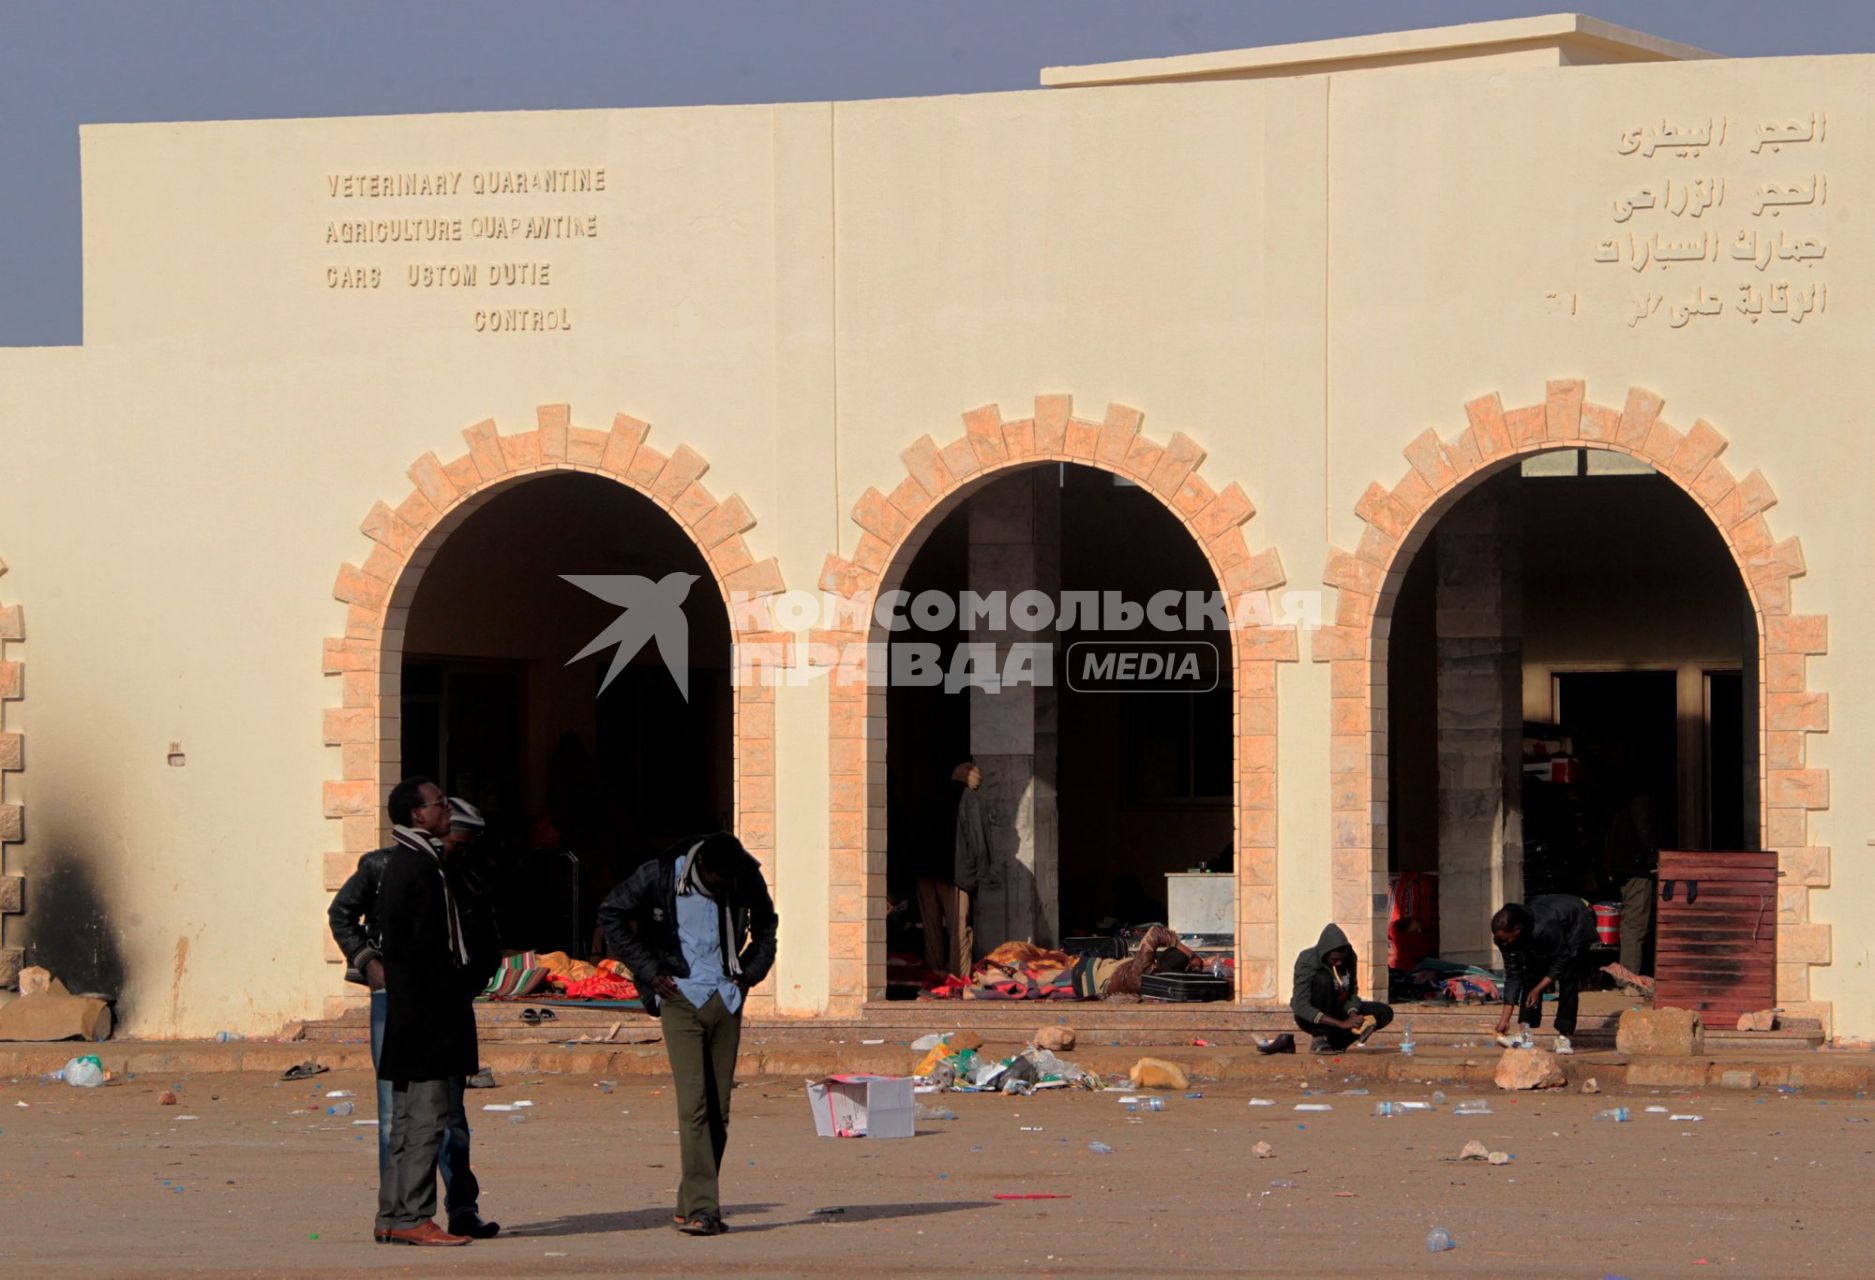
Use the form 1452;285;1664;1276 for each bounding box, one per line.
1290;924;1394;1054
599;833;777;1237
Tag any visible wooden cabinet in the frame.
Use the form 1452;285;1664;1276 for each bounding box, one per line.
1653;850;1777;1025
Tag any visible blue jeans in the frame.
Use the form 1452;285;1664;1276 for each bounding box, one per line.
369;989;479;1218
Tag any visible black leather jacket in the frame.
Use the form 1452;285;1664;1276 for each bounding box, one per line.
328;847;392;986
598;841;778;1015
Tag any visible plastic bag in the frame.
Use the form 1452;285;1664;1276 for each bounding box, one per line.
57;1055;105;1088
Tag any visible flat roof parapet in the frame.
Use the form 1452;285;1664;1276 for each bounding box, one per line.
1040;13;1717;88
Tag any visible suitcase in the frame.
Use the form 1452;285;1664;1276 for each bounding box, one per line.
1139;971;1232;1002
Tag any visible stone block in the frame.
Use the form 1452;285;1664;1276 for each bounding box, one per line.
0;946;21;988
1616;1007;1705;1056
1493;1047;1566;1090
1720;1069;1760;1090
0;873;21;913
1736;1008;1778;1033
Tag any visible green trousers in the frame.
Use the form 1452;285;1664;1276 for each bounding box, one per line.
659;991;742;1219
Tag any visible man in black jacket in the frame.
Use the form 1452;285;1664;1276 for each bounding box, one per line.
328;793;497;1238
366;777;500;1246
1492;895;1599;1055
599;832;777;1237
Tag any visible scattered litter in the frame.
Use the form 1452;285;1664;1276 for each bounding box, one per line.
1184;1092;1204;1099
1252;1141;1274;1159
1190;1038;1211;1047
1340;1088;1370;1096
176;1115;200;1121
324;1090;354;1099
213;1031;244;1043
351;1119;378;1127
157;1091;178;1106
1128;1058;1188;1091
544;1251;568;1257
1019;1126;1045;1132
861;1039;885;1045
808;1075;914;1139
910;1033;944;1052
994;1193;1071;1200
1459;1140;1491;1161
1087;1142;1114;1155
594;1081;613;1094
1270;1179;1299;1189
1247;1098;1275;1107
1645;1106;1670;1114
280;1062;326;1081
54;1056;105;1088
1426;1227;1457;1253
507;1114;527;1124
915;1104;956;1122
1431;1091;1446;1104
326;1101;355;1117
1581;1078;1602;1095
1295;1104;1333;1112
1487;1151;1514;1165
513;1100;534;1107
1453;1101;1493;1116
1670;1114;1704;1122
1594;1108;1631;1122
483;1104;518;1112
1116;1096;1144;1105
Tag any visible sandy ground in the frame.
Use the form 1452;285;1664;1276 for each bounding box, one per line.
0;1064;1867;1278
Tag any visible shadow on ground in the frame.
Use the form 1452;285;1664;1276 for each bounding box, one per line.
513;1199;996;1237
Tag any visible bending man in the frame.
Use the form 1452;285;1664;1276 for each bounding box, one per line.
1491;895;1599;1055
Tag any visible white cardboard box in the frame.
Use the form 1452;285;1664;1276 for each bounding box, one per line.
806;1074;915;1139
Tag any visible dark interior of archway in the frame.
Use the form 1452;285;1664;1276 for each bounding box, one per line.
884;463;1233;992
1385;457;1755;978
399;473;732;958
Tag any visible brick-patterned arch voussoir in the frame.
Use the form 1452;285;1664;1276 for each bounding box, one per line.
811;395;1299;1013
0;562;23;983
1310;380;1832;1032
316;404;787;1020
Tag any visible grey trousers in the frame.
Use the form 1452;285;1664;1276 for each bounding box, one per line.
377;1078;451;1231
1621;874;1655;975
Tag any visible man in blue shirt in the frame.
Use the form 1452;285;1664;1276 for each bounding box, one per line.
599;832;778;1237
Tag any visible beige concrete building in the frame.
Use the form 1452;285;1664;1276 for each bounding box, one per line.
0;14;1864;1039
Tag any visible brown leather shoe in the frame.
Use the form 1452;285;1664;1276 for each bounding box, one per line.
381;1220;471;1247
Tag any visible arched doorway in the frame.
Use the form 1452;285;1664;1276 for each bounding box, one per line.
1314;383;1830;1030
321;406;786;1015
814;397;1298;1012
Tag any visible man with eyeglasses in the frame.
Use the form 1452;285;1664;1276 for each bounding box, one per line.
329;777;499;1246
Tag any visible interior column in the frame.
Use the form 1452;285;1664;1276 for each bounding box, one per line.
966;468;1061;950
1435;471;1524;965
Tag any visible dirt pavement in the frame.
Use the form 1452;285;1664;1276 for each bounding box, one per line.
1;1066;1866;1278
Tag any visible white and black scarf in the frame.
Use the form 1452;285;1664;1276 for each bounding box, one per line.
393;824;467;966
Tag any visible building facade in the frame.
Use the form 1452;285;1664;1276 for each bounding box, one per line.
0;16;1865;1038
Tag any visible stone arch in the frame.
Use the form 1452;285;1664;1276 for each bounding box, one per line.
0;562;22;983
318;405;787;1018
813;396;1299;1012
1311;381;1830;1030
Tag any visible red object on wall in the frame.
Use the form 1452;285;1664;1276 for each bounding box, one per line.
1388;872;1439;971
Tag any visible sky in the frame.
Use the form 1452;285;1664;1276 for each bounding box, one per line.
3;1;1871;346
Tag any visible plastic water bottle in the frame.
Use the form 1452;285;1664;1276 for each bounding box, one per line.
1426;1227;1456;1253
1146;1098;1165;1111
326;1100;355;1117
1594;1107;1631;1123
213;1031;244;1043
1431;1091;1446;1105
1399;1023;1416;1057
1088;1141;1113;1155
1375;1101;1397;1117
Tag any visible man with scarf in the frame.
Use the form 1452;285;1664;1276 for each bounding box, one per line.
368;778;499;1246
599;832;777;1237
1286;923;1394;1054
328;793;498;1239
